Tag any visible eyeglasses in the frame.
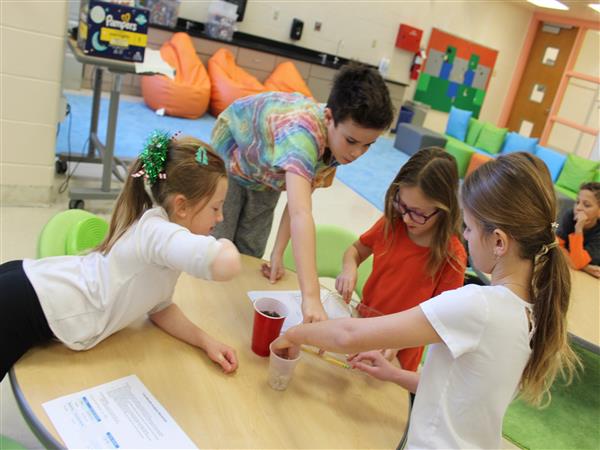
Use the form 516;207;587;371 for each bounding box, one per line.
393;191;440;225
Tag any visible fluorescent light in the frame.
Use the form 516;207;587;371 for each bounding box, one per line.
589;3;600;13
527;0;569;10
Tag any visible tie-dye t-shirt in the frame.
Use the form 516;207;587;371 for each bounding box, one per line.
211;92;338;191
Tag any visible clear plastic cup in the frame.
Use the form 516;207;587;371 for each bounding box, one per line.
268;342;301;391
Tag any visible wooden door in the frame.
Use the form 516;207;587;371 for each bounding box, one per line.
507;23;578;138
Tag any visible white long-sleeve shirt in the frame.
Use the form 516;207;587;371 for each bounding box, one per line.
23;207;222;351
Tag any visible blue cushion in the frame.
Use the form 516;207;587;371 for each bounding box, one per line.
445;106;473;142
501;132;539;154
535;145;567;182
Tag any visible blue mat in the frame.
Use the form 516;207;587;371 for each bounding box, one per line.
57;92;407;210
57;92;217;159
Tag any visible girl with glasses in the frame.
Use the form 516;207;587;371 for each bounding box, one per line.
273;152;578;449
335;147;467;373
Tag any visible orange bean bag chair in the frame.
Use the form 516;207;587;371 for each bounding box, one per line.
264;61;313;99
141;32;211;119
465;152;494;177
208;48;266;116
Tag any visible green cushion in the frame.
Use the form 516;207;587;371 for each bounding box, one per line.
555;184;577;200
0;435;27;450
66;216;109;255
465;118;484;146
594;169;600;183
444;136;475;178
555;154;600;193
474;122;507;155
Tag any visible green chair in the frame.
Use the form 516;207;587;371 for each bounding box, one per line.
0;435;27;450
37;209;109;258
502;340;600;449
282;224;373;299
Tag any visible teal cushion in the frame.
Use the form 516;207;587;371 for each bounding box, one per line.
556;154;600;193
535;145;567;182
474;123;508;155
465;118;484;147
501;132;538;154
445;106;473;142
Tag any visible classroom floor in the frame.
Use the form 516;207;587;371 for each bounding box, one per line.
0;162;519;449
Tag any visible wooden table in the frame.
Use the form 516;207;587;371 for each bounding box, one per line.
567;269;600;352
10;255;408;449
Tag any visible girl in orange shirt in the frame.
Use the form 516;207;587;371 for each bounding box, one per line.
335;147;467;372
557;182;600;278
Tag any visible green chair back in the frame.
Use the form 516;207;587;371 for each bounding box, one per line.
37;210;109;258
283;224;373;299
0;435;27;450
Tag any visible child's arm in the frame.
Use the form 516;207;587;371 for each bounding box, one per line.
273;305;441;356
211;238;242;281
336;241;373;303
582;264;600;278
149;304;238;374
348;350;420;393
285;171;327;323
261;204;291;283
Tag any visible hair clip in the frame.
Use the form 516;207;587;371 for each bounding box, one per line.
196;146;209;165
551;221;559;232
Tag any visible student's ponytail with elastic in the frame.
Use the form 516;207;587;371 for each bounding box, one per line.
462;152;579;406
97;133;226;254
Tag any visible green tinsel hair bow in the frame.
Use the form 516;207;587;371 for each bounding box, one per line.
132;130;171;184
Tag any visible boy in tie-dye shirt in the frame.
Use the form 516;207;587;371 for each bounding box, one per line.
212;64;394;323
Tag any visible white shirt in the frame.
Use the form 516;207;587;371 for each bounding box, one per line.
407;284;533;449
23;207;222;351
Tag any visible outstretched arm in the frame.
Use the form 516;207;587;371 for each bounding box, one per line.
285;171;327;323
273;305;441;355
211;239;242;281
348;351;420;393
149;304;238;373
261;204;291;283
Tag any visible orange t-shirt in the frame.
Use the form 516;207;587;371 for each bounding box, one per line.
360;217;467;371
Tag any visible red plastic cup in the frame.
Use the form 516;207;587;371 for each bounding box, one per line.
251;298;288;357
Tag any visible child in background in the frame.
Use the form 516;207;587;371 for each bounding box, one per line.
335;147;466;372
273;152;578;449
0;132;242;381
557;181;600;278
211;63;394;323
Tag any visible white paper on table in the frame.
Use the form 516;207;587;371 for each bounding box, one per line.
135;48;175;79
247;290;352;333
43;374;197;449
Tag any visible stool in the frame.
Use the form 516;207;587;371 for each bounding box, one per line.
394;123;447;156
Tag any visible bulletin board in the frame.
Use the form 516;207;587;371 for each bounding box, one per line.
414;28;498;117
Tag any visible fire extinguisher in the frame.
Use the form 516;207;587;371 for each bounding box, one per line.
410;49;425;80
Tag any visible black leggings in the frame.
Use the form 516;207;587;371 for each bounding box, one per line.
0;260;54;381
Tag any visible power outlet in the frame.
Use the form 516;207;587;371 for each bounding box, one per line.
371;39;377;48
314;21;322;31
272;9;279;20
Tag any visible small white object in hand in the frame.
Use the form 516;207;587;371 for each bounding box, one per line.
155;108;165;116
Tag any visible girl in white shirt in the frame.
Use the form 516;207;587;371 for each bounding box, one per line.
0;131;242;381
272;152;579;449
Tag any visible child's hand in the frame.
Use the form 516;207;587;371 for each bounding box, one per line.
271;335;300;360
302;297;328;323
583;264;600;278
261;252;286;283
335;268;358;303
574;211;587;233
204;337;238;374
348;350;399;382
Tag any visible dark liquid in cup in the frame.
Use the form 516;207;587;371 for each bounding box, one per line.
261;310;281;318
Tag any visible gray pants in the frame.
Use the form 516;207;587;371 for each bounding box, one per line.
213;175;281;258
